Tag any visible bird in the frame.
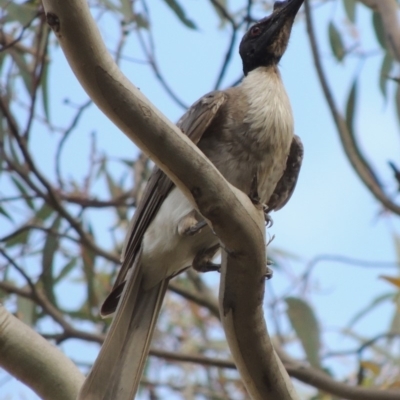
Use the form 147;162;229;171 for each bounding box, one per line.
78;0;304;399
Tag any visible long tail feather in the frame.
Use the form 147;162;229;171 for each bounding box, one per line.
78;259;168;400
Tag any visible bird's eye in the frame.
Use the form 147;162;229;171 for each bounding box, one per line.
250;26;261;37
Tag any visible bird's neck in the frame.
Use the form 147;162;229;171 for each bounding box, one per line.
241;66;293;140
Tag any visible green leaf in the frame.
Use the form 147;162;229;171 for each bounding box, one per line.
9;51;32;96
41;216;61;305
328;21;345;62
4;228;30;248
395;84;400;126
54;257;77;284
393;232;400;266
163;0;197;30
285;297;321;369
348;292;394;328
35;202;54;223
343;0;356;23
11;176;35;210
0;205;13;222
40;60;50;120
345;79;357;134
81;225;97;309
389;296;400;334
379;52;393;99
210;0;229;27
3;2;37;25
134;13;149;29
120;0;135;22
17;291;36;326
373;12;387;49
105;170;122;198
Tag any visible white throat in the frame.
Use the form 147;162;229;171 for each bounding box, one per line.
241;66;294;141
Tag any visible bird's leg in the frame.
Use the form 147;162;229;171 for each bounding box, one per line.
178;210;207;236
249;173;261;206
192;244;220;273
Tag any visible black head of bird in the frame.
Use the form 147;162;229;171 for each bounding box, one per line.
239;0;304;75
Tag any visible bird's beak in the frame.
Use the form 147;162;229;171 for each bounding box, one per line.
257;0;304;45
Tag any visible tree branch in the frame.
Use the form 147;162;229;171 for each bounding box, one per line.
0;305;84;400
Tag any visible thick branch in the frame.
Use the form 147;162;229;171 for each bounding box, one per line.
40;1;296;399
0;306;84;400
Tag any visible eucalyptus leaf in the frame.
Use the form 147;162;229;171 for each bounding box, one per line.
372;12;387;49
41;216;61;306
343;0;356;23
345;79;357;134
163;0;197;30
379;52;393;99
285;297;321;369
328;21;345;62
17;293;36;326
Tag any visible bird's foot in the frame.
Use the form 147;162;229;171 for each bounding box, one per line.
264;213;274;228
192;244;220;273
184;220;207;236
178;210;206;236
265;261;273;280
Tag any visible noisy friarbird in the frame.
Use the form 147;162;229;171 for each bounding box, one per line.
78;0;304;399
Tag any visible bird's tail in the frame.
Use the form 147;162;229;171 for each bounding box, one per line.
77;259;168;400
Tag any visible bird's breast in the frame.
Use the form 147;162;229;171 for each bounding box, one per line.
203;67;294;205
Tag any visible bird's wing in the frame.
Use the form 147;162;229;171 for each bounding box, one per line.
267;134;304;212
101;91;227;316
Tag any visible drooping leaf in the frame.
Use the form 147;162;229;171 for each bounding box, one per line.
4;228;30;248
40;59;50;120
17;291;36;326
9;51;33;95
134;13;149;29
348;292;394;328
372;12;387;49
11;176;35;210
381;275;400;288
3;2;38;26
379;52;394;99
392;232;400;266
81;224;97;310
41;216;61;306
360;360;381;377
105;170;123;198
285;297;321;369
345;79;357;134
210;0;229;27
35;202;54;223
395;85;400;126
389;297;400;334
54;257;78;284
328;21;345;62
0;205;13;222
162;0;197;30
120;0;135;22
343;0;356;23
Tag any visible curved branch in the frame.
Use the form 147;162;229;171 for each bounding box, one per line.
0;306;84;400
304;0;400;215
40;1;296;399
